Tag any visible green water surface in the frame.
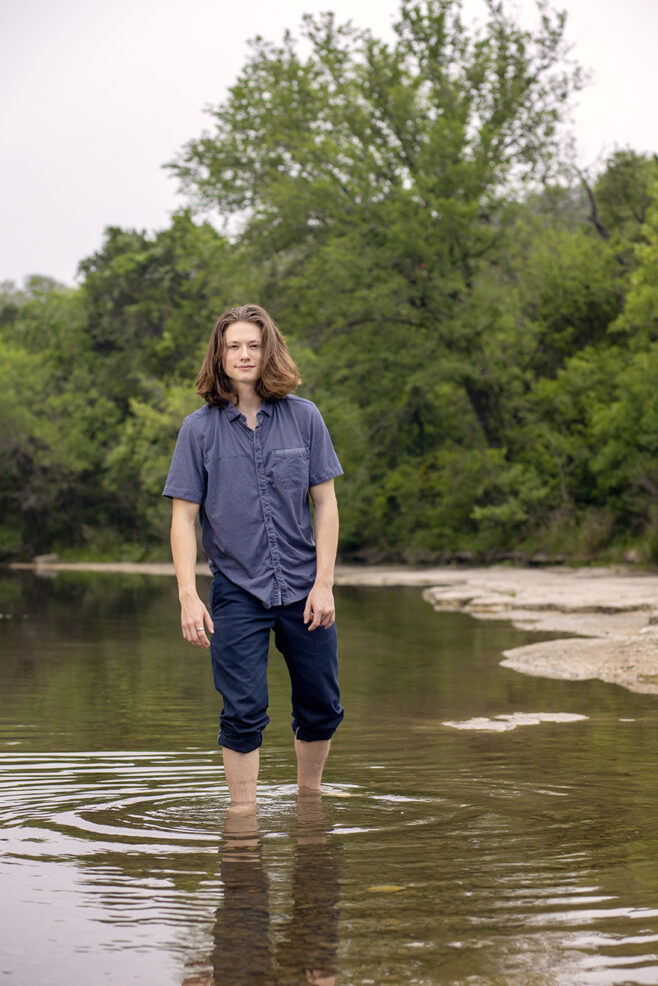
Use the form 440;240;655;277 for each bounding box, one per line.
1;571;658;985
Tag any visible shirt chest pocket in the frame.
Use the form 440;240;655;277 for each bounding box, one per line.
271;447;310;490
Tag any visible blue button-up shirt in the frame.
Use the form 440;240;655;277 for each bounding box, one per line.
163;395;343;608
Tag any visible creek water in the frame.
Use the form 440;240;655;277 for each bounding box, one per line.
1;571;658;985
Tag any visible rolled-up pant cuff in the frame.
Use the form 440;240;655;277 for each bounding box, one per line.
294;719;343;743
218;728;263;754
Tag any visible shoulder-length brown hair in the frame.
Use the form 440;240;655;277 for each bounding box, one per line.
196;304;301;407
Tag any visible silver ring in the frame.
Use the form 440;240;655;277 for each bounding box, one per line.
195;626;205;632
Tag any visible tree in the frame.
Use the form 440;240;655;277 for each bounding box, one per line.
165;0;586;555
0;217;244;558
167;0;584;390
5;3;654;563
78;212;244;400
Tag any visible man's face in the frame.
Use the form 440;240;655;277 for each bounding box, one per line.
221;321;264;386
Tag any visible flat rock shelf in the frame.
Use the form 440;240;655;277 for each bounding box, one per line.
419;566;658;696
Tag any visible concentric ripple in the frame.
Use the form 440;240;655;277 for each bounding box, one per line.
3;750;658;984
0;750;227;857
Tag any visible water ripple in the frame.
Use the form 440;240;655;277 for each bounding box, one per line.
3;750;658;985
0;751;226;858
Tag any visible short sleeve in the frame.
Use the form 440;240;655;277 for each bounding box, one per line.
162;417;206;503
308;405;343;487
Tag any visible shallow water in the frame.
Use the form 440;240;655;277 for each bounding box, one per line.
1;572;658;985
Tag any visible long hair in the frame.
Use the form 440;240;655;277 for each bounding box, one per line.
196;304;301;407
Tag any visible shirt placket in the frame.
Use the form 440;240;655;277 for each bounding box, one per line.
249;418;289;607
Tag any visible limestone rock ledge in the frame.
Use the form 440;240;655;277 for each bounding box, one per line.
420;566;658;696
499;633;658;695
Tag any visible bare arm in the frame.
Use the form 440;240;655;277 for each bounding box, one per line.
304;479;339;631
171;497;213;648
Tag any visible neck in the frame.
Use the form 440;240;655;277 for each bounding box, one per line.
233;383;262;412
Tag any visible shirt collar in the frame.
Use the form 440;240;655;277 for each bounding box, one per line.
222;402;241;422
222;400;273;422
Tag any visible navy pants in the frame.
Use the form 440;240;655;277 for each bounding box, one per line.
209;571;344;753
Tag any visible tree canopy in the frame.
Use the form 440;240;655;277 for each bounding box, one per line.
2;1;657;563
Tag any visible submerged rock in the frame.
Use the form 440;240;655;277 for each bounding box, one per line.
442;712;588;732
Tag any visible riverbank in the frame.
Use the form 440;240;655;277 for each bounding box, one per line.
420;566;658;697
8;560;658;697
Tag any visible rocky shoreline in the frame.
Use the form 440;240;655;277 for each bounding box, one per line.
420;566;658;697
8;560;658;697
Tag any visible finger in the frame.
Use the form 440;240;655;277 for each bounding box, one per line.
204;609;214;635
303;599;312;624
193;620;210;648
307;610;323;631
317;605;334;625
183;621;207;647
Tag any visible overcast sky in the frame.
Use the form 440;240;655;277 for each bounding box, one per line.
2;0;656;287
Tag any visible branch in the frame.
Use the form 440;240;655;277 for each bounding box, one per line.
578;170;610;241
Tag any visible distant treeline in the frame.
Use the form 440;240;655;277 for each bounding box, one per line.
2;1;658;564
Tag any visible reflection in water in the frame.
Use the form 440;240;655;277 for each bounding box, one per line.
183;796;340;986
3;573;658;984
211;808;272;986
278;795;340;986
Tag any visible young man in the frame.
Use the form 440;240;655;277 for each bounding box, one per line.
163;304;344;806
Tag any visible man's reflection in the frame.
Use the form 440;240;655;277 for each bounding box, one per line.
213;805;273;985
183;795;340;986
278;793;340;986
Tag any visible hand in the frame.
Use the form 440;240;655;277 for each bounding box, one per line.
180;588;214;648
303;582;335;631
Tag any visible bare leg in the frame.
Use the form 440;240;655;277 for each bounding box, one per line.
295;738;331;792
222;747;259;806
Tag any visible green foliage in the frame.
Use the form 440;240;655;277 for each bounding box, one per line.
594;150;657;244
105;384;203;543
515;226;622;375
609;171;658;346
0;217;240;558
2;2;657;563
78;212;245;392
